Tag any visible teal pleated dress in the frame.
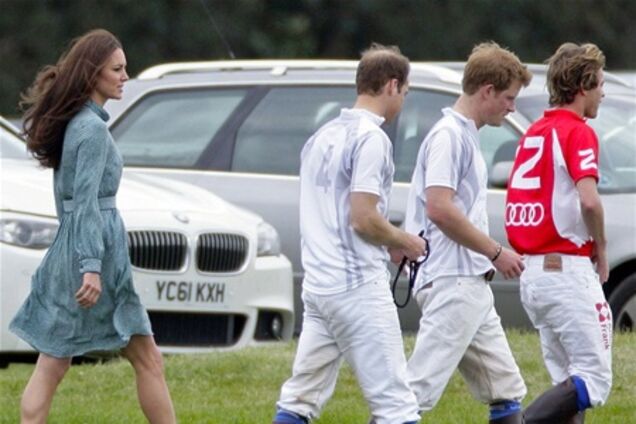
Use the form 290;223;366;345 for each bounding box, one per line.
10;100;152;358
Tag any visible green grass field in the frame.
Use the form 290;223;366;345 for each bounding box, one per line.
1;331;634;423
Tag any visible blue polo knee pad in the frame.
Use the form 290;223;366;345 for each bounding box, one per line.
273;409;308;424
489;400;521;420
571;375;591;411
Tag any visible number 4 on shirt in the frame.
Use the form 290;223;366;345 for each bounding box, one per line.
315;144;334;192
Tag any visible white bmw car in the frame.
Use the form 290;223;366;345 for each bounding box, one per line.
0;116;294;366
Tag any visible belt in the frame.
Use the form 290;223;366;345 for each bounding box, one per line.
420;270;495;289
484;269;495;282
63;196;116;212
524;253;594;272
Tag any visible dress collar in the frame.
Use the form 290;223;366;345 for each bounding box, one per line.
85;100;110;122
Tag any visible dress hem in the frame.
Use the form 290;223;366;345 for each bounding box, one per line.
9;323;153;359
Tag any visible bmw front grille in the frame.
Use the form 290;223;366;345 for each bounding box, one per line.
127;231;188;271
196;233;248;272
126;231;249;272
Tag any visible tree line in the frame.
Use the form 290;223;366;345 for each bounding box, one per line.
1;0;635;116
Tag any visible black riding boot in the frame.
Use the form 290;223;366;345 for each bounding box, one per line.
568;411;585;424
523;378;581;424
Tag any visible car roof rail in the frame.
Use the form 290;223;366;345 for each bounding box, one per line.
137;59;462;84
0;115;20;134
137;60;359;79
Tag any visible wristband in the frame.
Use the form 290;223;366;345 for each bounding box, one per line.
490;244;502;262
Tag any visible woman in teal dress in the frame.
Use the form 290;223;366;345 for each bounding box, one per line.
10;29;176;423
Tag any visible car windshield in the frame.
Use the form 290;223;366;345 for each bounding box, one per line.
515;95;636;193
0;123;29;160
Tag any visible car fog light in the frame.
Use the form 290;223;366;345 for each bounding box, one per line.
270;315;283;340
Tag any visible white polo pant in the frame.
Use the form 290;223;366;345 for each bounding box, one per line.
277;279;420;424
407;275;527;412
520;255;612;406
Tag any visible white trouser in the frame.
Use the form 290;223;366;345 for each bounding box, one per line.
277;279;420;424
407;275;527;412
520;254;612;406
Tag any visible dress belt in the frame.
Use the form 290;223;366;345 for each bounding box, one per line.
63;196;116;212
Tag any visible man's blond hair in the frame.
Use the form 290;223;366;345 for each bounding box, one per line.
463;41;532;95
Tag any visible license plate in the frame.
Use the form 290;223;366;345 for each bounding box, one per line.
156;280;226;303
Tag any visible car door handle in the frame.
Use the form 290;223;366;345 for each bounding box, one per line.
389;211;404;227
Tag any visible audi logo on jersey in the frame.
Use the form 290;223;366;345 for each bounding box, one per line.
505;203;545;227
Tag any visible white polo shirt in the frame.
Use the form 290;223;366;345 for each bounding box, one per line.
405;107;492;290
300;108;394;295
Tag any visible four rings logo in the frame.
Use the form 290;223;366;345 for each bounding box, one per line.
505;203;545;227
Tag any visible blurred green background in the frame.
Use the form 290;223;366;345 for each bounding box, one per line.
1;0;635;116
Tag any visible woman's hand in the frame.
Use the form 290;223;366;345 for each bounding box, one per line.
75;272;102;308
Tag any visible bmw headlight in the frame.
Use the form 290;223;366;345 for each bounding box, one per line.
257;221;281;257
0;212;58;249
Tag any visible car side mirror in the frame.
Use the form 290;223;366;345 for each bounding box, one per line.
490;161;514;188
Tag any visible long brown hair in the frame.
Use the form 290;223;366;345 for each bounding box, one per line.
546;43;605;106
21;29;122;169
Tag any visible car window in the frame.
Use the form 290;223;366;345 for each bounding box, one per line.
0;125;29;159
231;86;355;175
393;90;457;182
112;88;247;167
591;100;636;192
517;95;636;193
479;123;521;175
393;88;522;183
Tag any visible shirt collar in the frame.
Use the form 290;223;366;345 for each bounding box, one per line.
544;108;586;122
340;108;385;126
442;107;480;140
85;99;110;122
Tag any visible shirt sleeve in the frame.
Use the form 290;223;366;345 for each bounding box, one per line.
351;131;390;195
72;121;109;274
424;127;463;190
566;124;600;183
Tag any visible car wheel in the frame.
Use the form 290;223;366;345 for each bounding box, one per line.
609;273;636;331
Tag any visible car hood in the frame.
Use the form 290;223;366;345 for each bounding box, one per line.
0;159;261;224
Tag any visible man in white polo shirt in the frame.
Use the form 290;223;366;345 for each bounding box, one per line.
404;42;532;423
506;43;611;424
273;44;427;424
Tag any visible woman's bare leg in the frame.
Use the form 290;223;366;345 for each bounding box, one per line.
20;353;72;424
122;335;176;424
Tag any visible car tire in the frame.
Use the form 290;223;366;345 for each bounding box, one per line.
608;273;636;331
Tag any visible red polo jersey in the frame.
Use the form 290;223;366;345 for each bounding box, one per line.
505;109;599;256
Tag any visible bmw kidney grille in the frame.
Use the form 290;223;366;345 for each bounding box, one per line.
196;233;248;272
127;231;248;272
